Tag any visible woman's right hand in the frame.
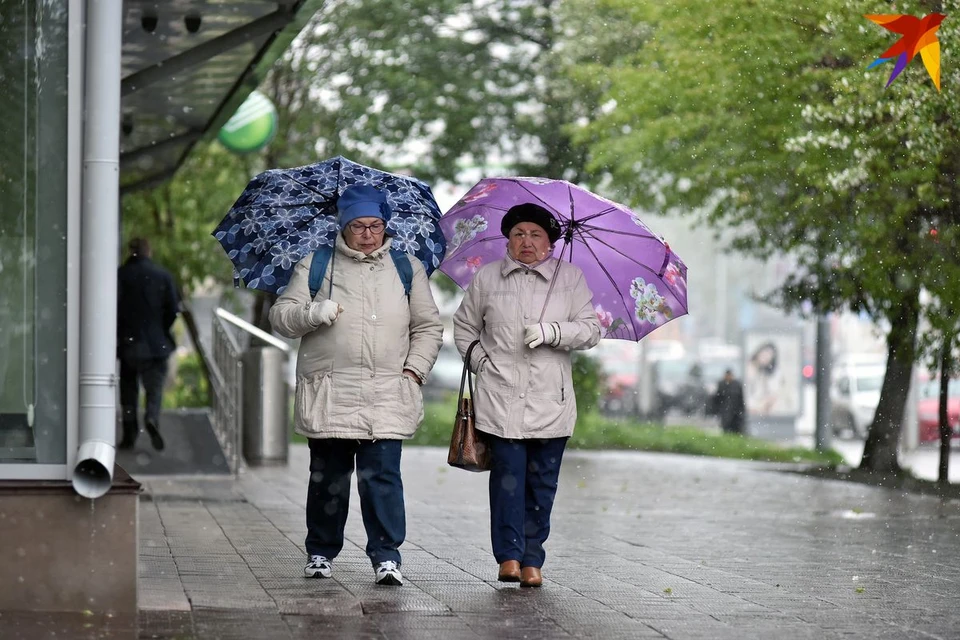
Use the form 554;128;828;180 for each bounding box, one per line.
308;300;343;326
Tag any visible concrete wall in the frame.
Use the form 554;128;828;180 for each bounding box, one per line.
0;468;139;615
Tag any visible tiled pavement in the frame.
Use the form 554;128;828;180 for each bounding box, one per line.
121;445;960;639
8;445;953;639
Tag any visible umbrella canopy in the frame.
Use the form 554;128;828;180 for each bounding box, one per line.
213;156;446;294
439;177;687;342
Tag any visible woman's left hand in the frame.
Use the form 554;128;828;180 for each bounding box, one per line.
403;369;423;385
524;323;559;348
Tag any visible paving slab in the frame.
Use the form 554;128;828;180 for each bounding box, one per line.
141;446;960;639
5;444;958;639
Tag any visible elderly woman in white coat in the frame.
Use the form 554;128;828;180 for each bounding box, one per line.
270;185;442;587
453;202;601;587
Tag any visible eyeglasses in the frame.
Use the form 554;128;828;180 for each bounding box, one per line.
347;221;386;235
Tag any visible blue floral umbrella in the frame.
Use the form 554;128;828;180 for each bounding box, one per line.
212;156;446;294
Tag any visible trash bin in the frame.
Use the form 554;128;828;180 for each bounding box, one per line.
241;346;289;465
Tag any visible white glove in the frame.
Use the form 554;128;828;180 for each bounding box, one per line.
524;323;559;349
308;300;342;326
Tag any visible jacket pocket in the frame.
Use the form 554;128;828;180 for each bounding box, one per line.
295;371;332;435
397;375;424;429
528;355;566;401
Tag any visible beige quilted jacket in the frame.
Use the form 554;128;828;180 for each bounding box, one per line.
453;257;601;439
270;236;443;440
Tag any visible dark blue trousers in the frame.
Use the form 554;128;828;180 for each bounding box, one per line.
306;438;405;566
488;434;568;568
119;355;168;431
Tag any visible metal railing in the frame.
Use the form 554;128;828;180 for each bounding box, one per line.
209;308;291;474
210;312;244;474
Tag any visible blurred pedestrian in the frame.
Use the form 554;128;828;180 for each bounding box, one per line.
453;202;601;588
270;185;443;587
713;368;746;434
117;237;180;451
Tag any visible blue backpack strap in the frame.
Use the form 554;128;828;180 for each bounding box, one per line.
389;248;413;299
307;245;334;300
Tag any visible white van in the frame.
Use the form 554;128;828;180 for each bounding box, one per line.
830;355;886;438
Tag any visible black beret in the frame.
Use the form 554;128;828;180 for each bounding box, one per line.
500;203;562;243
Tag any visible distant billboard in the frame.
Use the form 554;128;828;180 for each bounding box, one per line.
743;330;802;419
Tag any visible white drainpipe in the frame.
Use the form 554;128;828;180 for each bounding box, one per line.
73;0;123;499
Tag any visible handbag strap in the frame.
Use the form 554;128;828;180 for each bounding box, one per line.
459;340;480;401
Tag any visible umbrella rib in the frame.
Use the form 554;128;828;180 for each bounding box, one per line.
443;201;511;219
573;229;670;278
579;208;665;241
448;234;510;255
576;205;620;225
575;227;687;313
442;234;512;266
578;222;659;240
232;198;333;216
568;225;642;340
284;172;337;199
509;180;567;220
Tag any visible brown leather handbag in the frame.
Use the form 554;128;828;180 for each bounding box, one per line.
447;340;491;472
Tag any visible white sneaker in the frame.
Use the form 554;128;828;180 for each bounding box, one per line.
304;555;332;578
374;560;403;586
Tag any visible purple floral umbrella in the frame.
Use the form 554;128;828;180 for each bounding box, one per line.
439;177;688;342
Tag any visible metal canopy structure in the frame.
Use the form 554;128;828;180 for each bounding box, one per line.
119;0;312;193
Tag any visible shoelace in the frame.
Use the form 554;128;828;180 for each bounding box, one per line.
378;561;398;573
310;556;330;567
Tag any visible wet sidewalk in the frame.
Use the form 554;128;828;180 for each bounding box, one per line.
9;444;960;639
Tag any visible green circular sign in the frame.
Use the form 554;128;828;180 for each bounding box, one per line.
218;91;278;154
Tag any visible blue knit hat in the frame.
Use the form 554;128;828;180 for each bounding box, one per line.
336;185;393;227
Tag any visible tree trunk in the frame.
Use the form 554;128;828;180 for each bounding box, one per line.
859;287;920;474
939;339;952;486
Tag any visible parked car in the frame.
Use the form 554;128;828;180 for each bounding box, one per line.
917;377;960;443
656;357;700;416
422;344;465;402
830;355;885;438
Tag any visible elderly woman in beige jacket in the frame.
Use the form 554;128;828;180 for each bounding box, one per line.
453;202;601;587
270;185;442;587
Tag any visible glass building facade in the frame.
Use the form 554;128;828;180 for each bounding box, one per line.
0;1;70;466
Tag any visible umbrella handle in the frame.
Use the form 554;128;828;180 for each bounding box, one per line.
537;259;562;324
327;251;335;300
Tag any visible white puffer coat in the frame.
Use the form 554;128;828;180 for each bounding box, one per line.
270;236;443;440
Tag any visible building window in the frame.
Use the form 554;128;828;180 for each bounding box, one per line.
0;1;69;464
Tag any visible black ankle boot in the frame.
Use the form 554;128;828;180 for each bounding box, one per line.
118;423;139;450
145;419;165;451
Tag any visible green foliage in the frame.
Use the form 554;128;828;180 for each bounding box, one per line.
573;0;848;229
407;396;461;448
572;0;960;471
118;0;653;297
402;398;842;465
121;142;253;294
282;0;639;183
574;0;960;329
163;350;210;409
571;351;605;415
568;412;842;465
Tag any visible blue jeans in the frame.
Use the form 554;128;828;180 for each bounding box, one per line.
488;435;568;568
305;438;405;566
